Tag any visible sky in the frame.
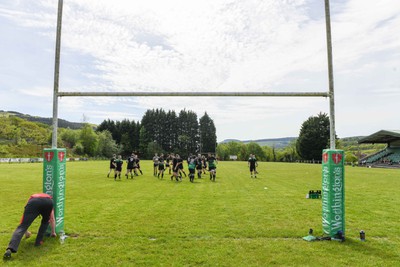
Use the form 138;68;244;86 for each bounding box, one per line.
0;0;399;142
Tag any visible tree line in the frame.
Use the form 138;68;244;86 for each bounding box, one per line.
96;109;217;158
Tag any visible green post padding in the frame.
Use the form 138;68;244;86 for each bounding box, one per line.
43;148;66;234
322;149;345;238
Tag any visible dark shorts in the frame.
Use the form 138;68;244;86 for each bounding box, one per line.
8;197;53;252
250;166;256;172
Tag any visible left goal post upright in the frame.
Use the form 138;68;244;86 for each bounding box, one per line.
43;148;66;234
44;0;65;235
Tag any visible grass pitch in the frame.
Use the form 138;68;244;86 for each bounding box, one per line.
0;161;399;266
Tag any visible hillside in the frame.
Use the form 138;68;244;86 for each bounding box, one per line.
220;137;296;149
0;110;85;129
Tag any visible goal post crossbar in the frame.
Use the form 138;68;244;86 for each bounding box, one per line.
58;91;330;97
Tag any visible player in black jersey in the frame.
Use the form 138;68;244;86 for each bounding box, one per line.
166;154;173;174
196;154;203;178
114;155;123;180
107;154;116;178
134;154;143;175
177;154;186;178
188;155;197;182
248;154;258;178
158;154;165;179
125;153;136;179
207;153;217;181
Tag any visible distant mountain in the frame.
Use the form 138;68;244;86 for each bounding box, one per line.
220;137;296;149
0;110;85;129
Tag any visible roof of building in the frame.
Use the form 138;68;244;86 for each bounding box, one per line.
358;130;400;144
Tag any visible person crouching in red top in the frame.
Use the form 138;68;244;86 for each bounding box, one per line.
3;193;56;260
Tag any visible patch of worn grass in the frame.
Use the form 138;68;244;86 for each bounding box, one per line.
0;161;399;266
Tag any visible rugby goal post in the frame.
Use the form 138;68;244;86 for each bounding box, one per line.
48;0;344;239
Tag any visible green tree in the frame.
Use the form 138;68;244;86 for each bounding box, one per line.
146;140;163;159
216;141;246;160
199;112;217;153
97;130;119;157
279;140;299;162
165;110;178;152
60;128;79;148
215;143;229;160
139;126;151;158
97;119;118;141
97;118;140;155
177;110;199;155
119;119;134;155
74;142;84;155
345;152;358;164
262;146;273;161
296;112;330;160
0;145;10;157
79;124;98;156
178;134;190;156
140;109;158;154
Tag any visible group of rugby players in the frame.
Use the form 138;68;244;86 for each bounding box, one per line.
107;153;218;182
152;153;217;182
107;153;144;181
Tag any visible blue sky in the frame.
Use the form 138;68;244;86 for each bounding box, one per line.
0;0;399;142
